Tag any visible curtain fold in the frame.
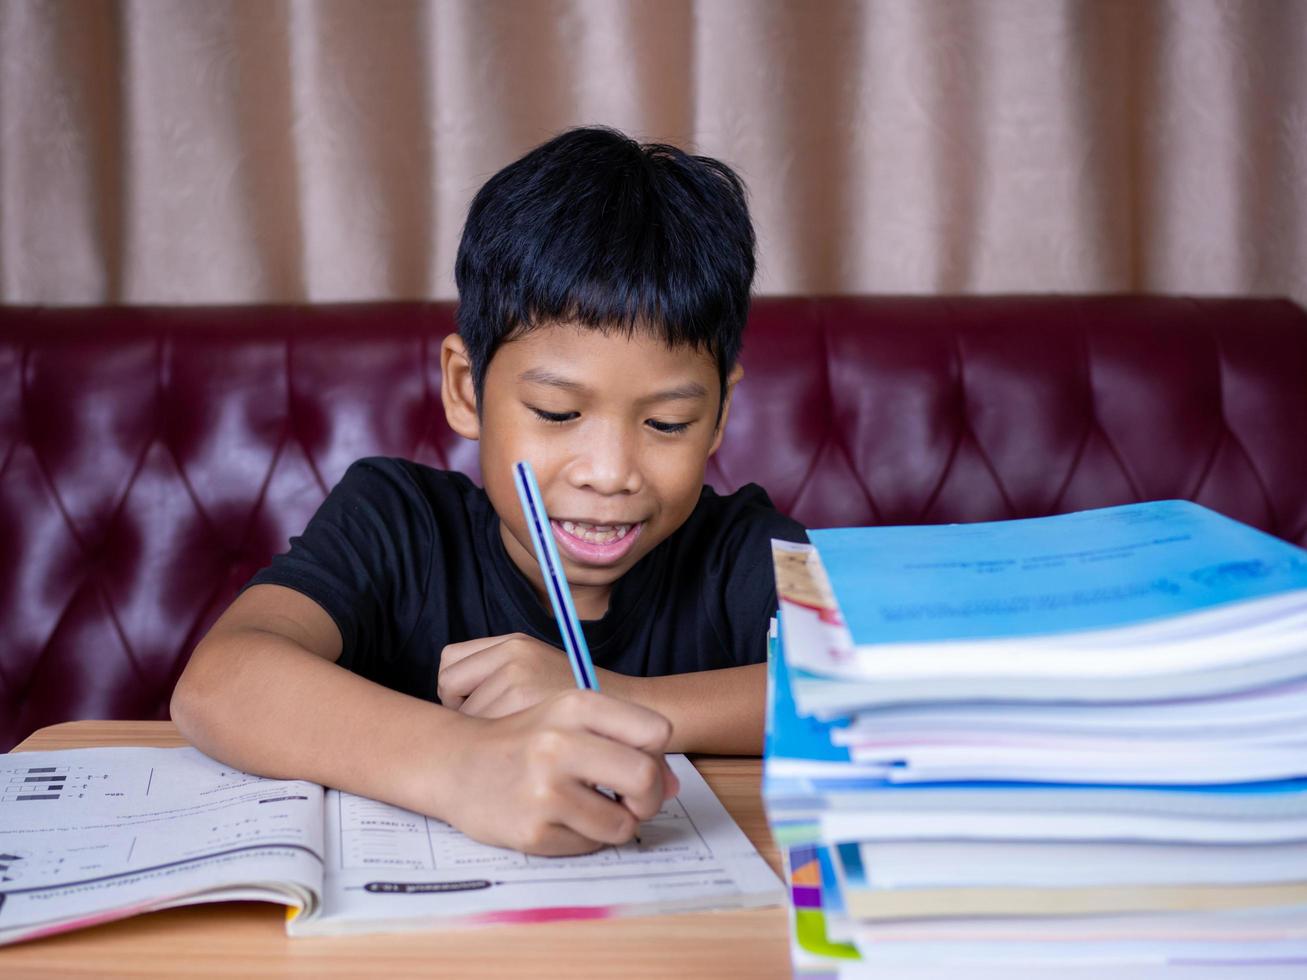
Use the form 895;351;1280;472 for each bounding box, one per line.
0;0;1303;307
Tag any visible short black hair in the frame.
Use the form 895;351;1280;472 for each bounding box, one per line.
454;126;756;416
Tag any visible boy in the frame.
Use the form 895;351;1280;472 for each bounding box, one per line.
170;126;807;857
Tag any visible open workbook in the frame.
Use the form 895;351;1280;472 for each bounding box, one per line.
0;747;783;945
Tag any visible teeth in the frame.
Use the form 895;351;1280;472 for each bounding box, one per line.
560;520;633;545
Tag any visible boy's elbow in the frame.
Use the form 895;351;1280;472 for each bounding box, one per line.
169;657;199;734
169;641;218;737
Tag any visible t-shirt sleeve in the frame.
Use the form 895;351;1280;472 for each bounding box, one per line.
244;457;436;682
709;485;809;668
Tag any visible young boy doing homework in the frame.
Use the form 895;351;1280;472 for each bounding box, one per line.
170;126;807;857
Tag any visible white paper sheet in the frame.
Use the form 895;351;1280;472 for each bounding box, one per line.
0;747;782;944
304;754;782;934
0;747;323;943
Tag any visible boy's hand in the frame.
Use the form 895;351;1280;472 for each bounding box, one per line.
435;689;680;855
438;632;587;717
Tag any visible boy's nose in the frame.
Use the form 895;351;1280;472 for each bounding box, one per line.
570;430;643;496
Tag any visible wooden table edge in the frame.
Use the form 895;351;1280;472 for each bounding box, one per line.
4;720;792;978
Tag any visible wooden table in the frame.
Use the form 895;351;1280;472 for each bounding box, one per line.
2;721;791;978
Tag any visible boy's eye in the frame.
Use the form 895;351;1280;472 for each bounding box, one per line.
530;407;578;425
646;418;692;435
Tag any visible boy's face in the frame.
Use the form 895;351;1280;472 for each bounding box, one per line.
442;322;739;619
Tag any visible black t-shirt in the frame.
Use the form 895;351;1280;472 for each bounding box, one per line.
247;457;808;703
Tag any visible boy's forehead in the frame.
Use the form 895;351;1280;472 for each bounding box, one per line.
501;319;717;374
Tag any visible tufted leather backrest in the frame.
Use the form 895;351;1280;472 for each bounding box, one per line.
3;295;1306;749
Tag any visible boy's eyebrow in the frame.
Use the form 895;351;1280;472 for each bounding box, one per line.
518;368;708;403
519;368;585;391
640;381;709;403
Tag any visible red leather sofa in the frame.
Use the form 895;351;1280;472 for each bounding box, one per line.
3;295;1306;751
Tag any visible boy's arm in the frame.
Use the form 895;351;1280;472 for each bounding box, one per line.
605;664;766;756
171;584;678;855
439;636;766;755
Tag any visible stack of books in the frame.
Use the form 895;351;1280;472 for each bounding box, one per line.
764;499;1307;976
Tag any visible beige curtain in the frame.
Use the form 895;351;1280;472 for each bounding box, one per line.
1;0;1304;307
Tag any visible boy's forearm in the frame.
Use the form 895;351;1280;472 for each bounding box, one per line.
607;663;766;755
171;629;473;818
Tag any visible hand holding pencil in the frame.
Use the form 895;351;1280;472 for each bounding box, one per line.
511;459;674;838
429;460;677;854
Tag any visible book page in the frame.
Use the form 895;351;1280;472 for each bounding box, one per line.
303;753;783;934
0;747;324;945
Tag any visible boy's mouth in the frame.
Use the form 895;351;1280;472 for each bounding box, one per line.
551;519;644;566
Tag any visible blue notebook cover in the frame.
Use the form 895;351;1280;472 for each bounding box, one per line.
765;617;852;767
810;499;1307;646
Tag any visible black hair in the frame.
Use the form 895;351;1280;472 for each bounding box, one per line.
454;126;756;418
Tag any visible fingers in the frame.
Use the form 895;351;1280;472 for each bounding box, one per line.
554;781;643;846
439;634;510;670
547;689;674;756
437;634;568;711
460;673;529;719
444;692;681;857
525;762;655;849
513;821;609;858
437;641;515;708
555;731;669;822
501;729;658;852
660;755;680;801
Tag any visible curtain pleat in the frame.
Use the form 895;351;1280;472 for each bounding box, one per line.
0;0;1303;308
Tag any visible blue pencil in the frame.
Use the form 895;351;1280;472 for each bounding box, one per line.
513;459;647;842
512;460;601;691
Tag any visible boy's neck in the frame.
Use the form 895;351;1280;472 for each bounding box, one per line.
568;586;611;622
498;522;612;621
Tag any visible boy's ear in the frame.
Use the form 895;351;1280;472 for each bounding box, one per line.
440;333;481;441
708;363;745;457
